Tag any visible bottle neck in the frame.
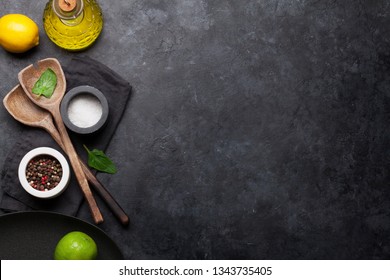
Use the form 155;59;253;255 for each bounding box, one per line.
53;0;84;26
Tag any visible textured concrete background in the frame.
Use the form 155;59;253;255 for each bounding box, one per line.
0;0;389;259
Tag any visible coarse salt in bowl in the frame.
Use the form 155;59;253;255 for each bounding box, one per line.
18;147;70;199
60;85;109;134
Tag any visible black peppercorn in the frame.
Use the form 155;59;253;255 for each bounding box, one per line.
26;155;63;191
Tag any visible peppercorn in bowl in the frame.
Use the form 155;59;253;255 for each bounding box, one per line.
18;147;70;199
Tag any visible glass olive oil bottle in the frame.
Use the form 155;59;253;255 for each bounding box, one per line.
43;0;103;51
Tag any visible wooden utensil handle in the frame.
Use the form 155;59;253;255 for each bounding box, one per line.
47;125;128;225
80;161;129;226
53;112;104;224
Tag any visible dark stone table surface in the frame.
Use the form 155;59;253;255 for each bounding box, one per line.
0;0;389;259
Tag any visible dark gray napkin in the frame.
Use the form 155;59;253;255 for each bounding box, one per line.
0;56;131;216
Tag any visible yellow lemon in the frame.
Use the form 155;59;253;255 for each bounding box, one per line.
54;231;98;260
0;14;39;53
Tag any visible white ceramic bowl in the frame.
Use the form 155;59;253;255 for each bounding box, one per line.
18;147;70;199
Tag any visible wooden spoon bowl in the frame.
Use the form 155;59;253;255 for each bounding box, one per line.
3;85;53;128
18;58;67;110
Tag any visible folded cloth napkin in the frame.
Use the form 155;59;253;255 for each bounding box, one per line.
0;56;131;216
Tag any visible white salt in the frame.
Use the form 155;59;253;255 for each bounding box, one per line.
67;94;103;128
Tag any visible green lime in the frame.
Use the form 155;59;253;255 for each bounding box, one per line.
54;231;98;260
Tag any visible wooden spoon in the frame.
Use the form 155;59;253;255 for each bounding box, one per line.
3;85;129;226
18;58;103;224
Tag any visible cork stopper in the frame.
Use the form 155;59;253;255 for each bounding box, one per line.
58;0;77;12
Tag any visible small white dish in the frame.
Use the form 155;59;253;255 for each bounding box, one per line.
18;147;70;199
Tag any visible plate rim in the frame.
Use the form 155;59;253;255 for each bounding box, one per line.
0;210;123;259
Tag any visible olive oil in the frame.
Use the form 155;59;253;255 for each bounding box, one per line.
43;0;103;51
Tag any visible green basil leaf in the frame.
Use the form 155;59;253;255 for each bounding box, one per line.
83;145;117;174
32;68;57;98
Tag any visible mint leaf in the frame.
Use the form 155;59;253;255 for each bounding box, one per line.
83;145;117;174
32;68;57;98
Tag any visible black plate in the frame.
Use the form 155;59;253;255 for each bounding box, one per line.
0;211;123;260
